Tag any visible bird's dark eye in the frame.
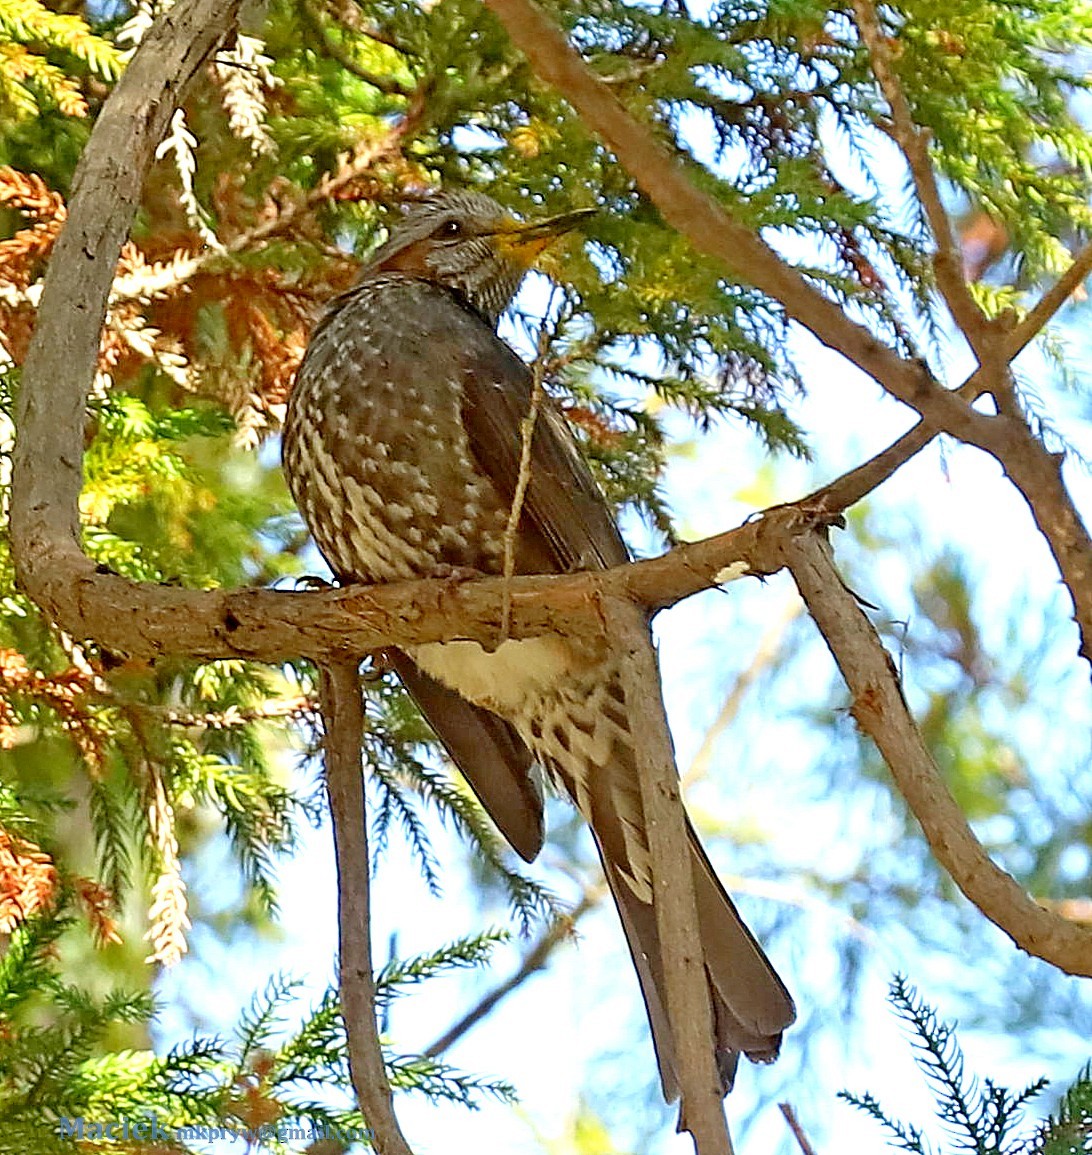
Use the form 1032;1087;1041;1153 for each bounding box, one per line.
436;219;463;239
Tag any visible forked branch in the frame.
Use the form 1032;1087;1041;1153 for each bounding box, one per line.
849;0;988;356
480;0;1092;674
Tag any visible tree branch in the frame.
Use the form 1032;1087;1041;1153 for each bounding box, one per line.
320;660;416;1155
12;0;243;575
783;529;1092;977
478;0;1092;674
606;598;734;1155
849;0;988;356
299;0;414;96
8;495;822;664
779;1103;819;1155
1008;238;1092;356
424;888;602;1058
479;0;993;443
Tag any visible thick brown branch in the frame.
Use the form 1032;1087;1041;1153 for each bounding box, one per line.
784;529;1092;976
320;660;415;1155
9;502;819;663
607;598;733;1155
12;0;243;572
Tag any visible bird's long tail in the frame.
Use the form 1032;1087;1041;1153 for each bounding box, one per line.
531;666;795;1100
598;819;795;1100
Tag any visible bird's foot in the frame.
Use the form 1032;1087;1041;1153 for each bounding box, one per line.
294;573;337;592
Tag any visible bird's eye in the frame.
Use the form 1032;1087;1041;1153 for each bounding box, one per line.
436;219;463;239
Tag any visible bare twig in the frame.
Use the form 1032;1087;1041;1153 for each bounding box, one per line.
808;372;991;513
112;694;314;730
1007;238;1092;357
850;0;988;356
779;1103;819;1155
425;888;602;1057
606;597;733;1155
784;528;1092;977
320;659;416;1155
501;309;555;637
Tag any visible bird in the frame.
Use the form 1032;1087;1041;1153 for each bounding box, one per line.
282;189;795;1101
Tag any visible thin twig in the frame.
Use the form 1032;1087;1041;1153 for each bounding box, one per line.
501;363;546;638
808;369;988;513
1007;237;1092;357
319;659;416;1155
111;694;314;730
683;597;801;788
850;0;988;357
424;887;602;1057
779;1103;818;1155
605;597;734;1155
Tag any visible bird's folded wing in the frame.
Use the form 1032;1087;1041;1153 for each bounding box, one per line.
452;313;629;575
385;647;545;862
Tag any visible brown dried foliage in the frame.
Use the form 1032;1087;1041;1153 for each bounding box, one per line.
0;826;58;932
0;648;107;772
0;160;375;432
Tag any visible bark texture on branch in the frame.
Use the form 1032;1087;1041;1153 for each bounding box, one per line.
785;530;1092;977
607;598;734;1155
320;661;416;1155
11;0;244;612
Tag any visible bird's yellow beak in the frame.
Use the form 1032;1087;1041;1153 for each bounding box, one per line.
493;208;596;267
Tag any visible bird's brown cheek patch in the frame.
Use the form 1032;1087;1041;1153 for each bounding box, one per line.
373;241;434;276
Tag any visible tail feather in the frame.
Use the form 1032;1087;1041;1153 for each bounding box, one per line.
596;821;795;1100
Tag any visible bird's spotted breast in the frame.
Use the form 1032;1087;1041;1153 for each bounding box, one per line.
283;277;511;583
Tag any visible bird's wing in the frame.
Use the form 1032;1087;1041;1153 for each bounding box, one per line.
450;307;629;576
384;648;545;862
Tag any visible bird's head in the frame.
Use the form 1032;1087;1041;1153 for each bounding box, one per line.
363;190;594;325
